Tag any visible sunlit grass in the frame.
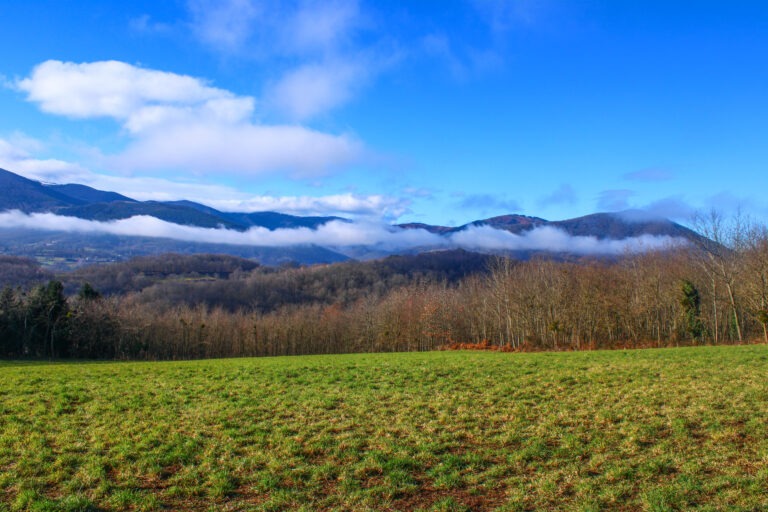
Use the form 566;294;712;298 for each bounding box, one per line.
2;346;768;510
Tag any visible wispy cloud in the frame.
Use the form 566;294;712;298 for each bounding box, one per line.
538;183;577;208
456;193;521;214
186;0;362;57
187;0;262;52
266;60;367;120
422;33;469;79
634;197;695;221
704;191;755;215
0;135;90;183
419;0;557;79
471;0;550;33
185;0;385;121
128;14;173;35
597;189;634;211
284;0;362;56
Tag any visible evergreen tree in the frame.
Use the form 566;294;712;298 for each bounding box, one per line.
680;280;704;342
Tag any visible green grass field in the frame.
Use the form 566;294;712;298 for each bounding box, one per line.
2;346;768;511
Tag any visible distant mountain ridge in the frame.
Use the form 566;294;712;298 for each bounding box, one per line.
0;167;703;268
398;212;702;243
0;167;341;231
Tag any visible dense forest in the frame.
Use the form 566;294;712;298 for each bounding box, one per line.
1;213;766;360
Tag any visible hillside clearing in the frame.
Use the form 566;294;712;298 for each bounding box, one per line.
2;346;768;511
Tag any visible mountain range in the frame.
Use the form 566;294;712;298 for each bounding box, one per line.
0;167;701;268
0;168;341;231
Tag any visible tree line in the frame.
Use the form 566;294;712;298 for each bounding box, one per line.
1;213;767;360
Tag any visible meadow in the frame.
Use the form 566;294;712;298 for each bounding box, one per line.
1;346;767;511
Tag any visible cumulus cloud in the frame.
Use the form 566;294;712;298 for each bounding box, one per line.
16;60;243;123
16;60;362;176
0;210;687;256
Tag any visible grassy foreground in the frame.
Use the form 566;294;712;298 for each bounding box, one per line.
1;347;768;511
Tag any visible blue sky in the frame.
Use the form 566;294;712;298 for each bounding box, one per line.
1;0;767;226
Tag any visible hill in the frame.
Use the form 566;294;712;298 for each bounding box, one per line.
46;183;136;204
58;249;494;306
0;228;349;271
399;212;702;242
0;167;341;233
0;167;704;267
0;168;81;211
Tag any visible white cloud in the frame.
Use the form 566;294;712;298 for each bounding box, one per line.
17;60;238;121
0;138;29;161
187;0;261;52
209;193;411;218
185;0;379;120
450;225;687;254
187;0;361;57
0;211;445;251
285;0;361;55
0;210;687;255
0;136;90;183
123;97;254;134
16;60;363;176
0;135;407;221
267;61;364;120
113;123;361;176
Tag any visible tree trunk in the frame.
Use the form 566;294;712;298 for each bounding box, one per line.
725;282;742;342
